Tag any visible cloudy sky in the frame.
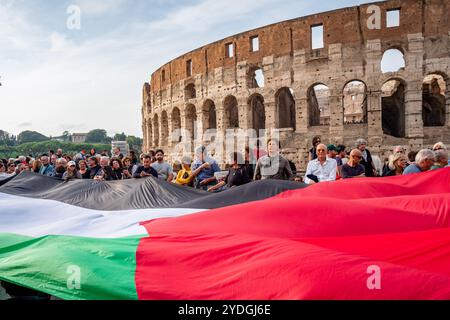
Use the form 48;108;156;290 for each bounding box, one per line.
1;0;385;138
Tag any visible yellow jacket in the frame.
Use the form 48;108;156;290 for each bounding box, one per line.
176;168;193;186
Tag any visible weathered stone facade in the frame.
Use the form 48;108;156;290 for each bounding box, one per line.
142;0;450;172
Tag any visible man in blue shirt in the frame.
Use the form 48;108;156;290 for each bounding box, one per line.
39;154;55;177
191;146;220;190
403;149;435;175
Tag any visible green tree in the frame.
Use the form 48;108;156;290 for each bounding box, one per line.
13;141;111;158
113;132;127;141
85;129;109;143
61;130;72;142
0;130;17;146
17;130;48;144
126;136;143;152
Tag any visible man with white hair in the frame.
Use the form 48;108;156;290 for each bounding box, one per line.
304;144;337;184
94;156;113;181
403;149;435;175
39;154;55;177
54;158;68;179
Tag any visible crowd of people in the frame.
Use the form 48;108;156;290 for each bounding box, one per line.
1;138;449;192
304;137;449;183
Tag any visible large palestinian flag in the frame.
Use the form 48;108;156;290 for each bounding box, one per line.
0;169;449;300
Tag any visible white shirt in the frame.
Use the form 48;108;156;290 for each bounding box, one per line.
304;158;337;184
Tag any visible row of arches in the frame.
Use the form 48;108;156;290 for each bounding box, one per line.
164;48;406;108
145;74;448;147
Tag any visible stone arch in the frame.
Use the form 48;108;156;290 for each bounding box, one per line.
275;87;296;129
381;78;406;138
223;95;239;128
247;66;265;89
423;73;446;126
152;114;159;147
161;110;169;146
171;107;181;132
307;83;330;126
146;119;153;150
185;104;197;142
202;99;217;130
342;80;368;124
381;48;405;73
248;93;265;135
184;83;196;100
143;83;151;114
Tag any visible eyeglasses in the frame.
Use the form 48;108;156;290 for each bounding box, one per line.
434;148;443;151
317;149;326;152
8;164;15;167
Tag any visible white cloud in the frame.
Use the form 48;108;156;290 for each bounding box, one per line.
148;0;279;33
74;0;128;15
1;0;367;139
18;122;33;128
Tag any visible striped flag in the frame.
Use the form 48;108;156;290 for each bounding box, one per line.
1;169;450;299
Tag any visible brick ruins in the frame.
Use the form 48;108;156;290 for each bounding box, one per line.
142;0;450;172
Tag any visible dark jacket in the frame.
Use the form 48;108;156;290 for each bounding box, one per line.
100;166;114;181
89;165;102;179
360;149;375;177
111;168;124;180
226;166;252;187
133;165;158;178
79;169;91;179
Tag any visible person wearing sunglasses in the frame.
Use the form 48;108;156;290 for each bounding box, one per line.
6;162;17;175
341;149;366;179
432;142;446;152
0;162;14;181
382;152;408;176
308;136;321;161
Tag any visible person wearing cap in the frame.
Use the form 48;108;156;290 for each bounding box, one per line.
62;161;81;180
327;144;340;164
175;156;208;186
327;144;341;179
336;145;348;166
304;144;337;184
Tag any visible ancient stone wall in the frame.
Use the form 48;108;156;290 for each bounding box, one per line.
142;0;450;172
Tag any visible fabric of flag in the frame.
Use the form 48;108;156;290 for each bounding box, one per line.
1;169;449;300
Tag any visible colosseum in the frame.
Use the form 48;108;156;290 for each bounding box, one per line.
142;0;450;173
